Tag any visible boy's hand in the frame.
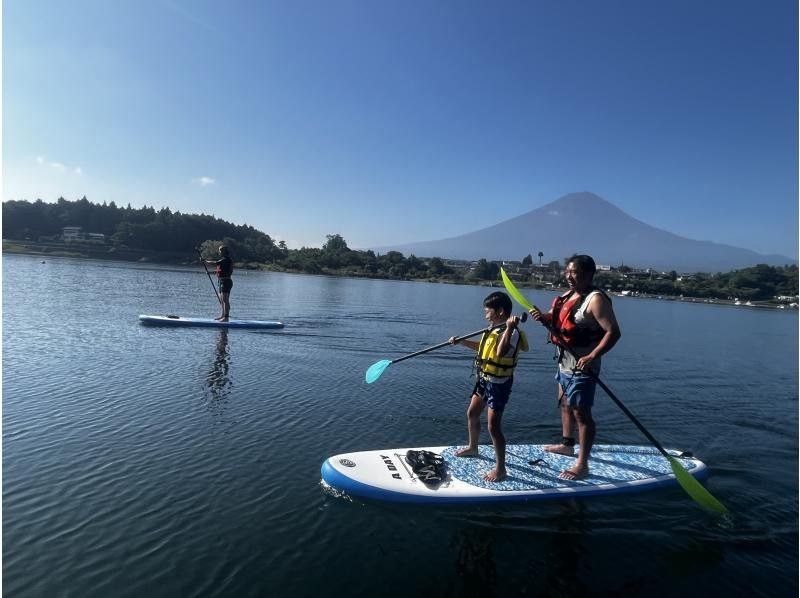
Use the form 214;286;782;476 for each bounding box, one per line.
528;307;542;321
448;336;459;345
506;315;520;329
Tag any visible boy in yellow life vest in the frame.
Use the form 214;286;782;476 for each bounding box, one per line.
449;291;528;482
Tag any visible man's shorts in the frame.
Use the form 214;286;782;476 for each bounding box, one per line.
472;376;513;413
556;369;596;408
219;277;233;294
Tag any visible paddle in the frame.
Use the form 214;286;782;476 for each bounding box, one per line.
366;313;528;384
196;247;222;305
499;268;729;515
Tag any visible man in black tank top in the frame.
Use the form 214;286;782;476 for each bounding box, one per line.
205;245;233;321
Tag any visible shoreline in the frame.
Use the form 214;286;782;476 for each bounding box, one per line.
4;243;796;311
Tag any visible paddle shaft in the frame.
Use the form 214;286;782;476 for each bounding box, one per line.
391;316;525;366
196;248;222;304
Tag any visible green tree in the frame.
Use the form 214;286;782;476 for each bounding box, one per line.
473;259;499;280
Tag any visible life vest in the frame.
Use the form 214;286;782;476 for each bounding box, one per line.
216;257;233;278
475;327;529;378
550;288;610;348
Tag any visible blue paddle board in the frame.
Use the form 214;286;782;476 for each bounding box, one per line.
139;314;284;329
320;443;708;504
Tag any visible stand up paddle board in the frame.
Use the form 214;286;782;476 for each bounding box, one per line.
139;315;284;329
321;443;708;504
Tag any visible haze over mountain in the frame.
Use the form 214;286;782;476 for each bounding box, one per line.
372;192;794;273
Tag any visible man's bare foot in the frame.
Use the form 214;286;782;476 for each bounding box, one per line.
219;317;229;323
559;464;589;481
483;468;507;482
544;443;575;456
455;447;478;457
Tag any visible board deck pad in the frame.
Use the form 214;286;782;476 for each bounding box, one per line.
139;315;284;329
321;443;708;504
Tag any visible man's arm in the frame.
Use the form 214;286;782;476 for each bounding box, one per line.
576;295;621;369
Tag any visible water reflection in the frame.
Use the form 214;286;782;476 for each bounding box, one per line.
206;328;232;405
535;501;591;596
448;502;590;597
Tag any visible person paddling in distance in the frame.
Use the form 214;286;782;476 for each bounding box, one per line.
449;291;528;482
529;254;621;481
205;245;233;321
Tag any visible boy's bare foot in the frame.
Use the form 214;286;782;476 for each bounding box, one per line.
559;464;589;481
484;468;507;482
544;443;575;456
455;447;478;457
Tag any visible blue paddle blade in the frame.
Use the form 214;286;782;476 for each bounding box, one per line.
365;359;392;384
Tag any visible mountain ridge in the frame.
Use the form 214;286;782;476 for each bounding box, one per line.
372;192;795;272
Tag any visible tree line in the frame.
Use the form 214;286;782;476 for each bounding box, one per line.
3;197;797;301
3;196;286;263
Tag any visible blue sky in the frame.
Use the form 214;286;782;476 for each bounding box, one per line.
4;0;798;257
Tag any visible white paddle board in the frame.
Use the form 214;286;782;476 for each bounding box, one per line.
139;314;284;329
321;443;708;504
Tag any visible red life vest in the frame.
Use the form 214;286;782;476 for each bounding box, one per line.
550;288;609;348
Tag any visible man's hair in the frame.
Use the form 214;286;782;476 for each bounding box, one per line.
219;245;230;256
483;291;512;316
567;254;596;275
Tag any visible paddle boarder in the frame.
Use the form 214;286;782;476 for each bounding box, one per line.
205;245;233;321
449;291;528;482
529;254;621;480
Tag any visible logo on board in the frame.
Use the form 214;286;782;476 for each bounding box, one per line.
380;454;402;480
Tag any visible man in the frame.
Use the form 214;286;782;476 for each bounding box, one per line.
530;254;621;480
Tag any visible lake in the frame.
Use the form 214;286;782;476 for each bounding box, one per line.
3;253;797;597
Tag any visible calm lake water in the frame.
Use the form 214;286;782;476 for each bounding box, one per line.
3;253;798;597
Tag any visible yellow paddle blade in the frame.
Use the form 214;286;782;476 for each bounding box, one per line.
668;455;729;514
500;268;537;312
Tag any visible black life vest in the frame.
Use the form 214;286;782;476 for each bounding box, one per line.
216;257;233;278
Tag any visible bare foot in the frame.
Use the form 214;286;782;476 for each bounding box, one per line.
544;443;575;456
455;447;478;457
219;317;229;323
484;468;507;482
559;464;589;481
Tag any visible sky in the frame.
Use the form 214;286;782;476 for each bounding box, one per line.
3;0;798;257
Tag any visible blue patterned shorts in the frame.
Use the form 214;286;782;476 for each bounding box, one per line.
473;376;513;413
556;369;596;408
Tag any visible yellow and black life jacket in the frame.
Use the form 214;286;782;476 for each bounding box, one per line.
475;327;529;378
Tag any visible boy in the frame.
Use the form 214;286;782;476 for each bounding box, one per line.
449;291;528;482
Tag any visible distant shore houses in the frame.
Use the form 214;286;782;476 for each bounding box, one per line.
61;226;105;242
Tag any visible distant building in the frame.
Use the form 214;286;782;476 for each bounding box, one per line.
62;226;83;241
87;233;105;241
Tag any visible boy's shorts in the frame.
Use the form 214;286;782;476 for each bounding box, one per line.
556;369;596;408
473;376;513;413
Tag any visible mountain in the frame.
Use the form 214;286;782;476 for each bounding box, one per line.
372;192;795;272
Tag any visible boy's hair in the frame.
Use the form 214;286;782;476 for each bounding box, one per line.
567;254;596;275
483;291;512;316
